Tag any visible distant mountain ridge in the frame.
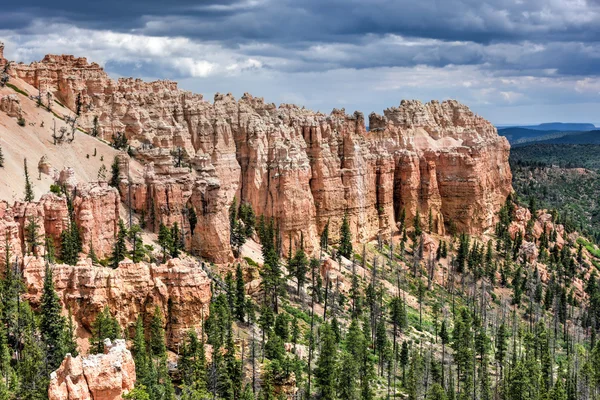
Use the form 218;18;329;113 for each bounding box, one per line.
497;122;599;145
499;122;597;131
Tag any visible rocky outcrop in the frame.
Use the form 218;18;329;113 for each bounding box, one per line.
9;50;513;261
22;256;211;348
509;206;565;247
0;183;119;265
48;339;135;400
0;94;22;119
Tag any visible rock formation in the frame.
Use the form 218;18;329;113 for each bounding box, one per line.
8;48;512;263
0;183;120;266
0;94;22;119
48;339;135;400
22;256;211;348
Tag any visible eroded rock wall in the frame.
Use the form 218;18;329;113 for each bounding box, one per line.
10;52;512;261
0;183;119;266
23;256;211;348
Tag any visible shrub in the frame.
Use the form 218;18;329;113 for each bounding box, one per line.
17;117;25;126
49;184;62;196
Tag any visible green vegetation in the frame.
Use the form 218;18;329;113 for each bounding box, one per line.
511;143;600;242
5;82;28;96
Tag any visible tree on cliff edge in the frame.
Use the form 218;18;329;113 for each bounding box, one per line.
339;213;353;260
23;158;34;202
110;219;128;269
40;263;74;371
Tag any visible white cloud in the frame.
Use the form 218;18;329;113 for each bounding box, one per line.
0;22;268;78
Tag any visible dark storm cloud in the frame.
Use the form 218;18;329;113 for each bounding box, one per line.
4;0;600;124
6;0;600;44
5;0;600;77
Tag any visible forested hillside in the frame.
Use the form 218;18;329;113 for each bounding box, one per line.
511;144;600;243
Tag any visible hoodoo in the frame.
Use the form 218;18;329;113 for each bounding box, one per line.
6;53;512;262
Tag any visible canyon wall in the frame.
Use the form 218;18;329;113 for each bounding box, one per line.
0;183;119;266
9;52;512;262
22;256;211;348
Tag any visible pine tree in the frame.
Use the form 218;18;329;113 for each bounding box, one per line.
452;308;474;399
400;340;409;384
170;222;182;258
314;323;337;400
337;349;360;400
60;228;77;265
23;158;34;202
158;223;172;263
90;306;121;354
339;212;353;259
320;220;330;251
88;241;98;265
289;238;308;294
110;219;127;268
109;156;120;189
24;216;40;255
413;209;422;237
235;264;246;322
40;263;70;370
149;306;167;358
132;316;149;384
18;311;47;400
129;224;146;263
148;307;174;400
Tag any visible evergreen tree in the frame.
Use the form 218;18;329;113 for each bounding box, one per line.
289;238;308;294
451;308;474;399
0;145;4;168
400;341;409;384
337;349;360;400
89;306;121;354
235;264;246;322
132;316;149;384
314;323;337;400
129;224;146;263
109;156;120;189
158;223;172;263
170;222;182;258
24;216;40;255
320;220;330;251
339;212;353;259
23;158;34;202
40;263;71;370
18;311;47;400
110;219;128;268
413;209;422;237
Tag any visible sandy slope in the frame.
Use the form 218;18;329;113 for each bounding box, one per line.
0;76;142;203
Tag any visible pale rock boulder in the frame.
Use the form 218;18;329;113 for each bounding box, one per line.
48;339;135;400
0;94;22;119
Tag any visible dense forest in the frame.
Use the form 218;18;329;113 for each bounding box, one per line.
511;144;600;243
3;182;600;400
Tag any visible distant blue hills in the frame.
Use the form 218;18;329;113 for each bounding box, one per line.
496;122;600;145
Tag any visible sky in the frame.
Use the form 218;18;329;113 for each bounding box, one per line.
2;0;600;125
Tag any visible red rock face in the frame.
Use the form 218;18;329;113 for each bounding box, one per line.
0;183;119;265
48;339;136;400
22;256;211;349
11;53;513;261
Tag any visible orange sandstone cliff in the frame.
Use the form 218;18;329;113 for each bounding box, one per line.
5;52;512;263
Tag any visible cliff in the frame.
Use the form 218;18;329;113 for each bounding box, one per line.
21;256;211;349
5;49;512;263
